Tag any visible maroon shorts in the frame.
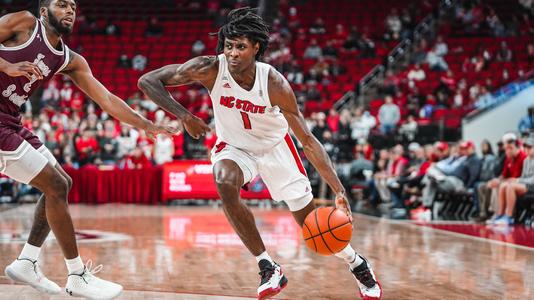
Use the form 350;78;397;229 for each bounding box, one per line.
0;112;43;151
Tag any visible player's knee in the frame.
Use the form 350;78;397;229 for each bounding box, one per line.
44;175;69;201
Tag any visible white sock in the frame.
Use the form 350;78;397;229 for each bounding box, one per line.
18;243;41;261
335;245;364;269
65;256;84;274
255;251;274;264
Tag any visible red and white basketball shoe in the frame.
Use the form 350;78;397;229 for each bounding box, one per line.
257;260;288;300
350;256;382;300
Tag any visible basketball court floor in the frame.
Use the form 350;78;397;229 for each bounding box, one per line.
0;204;533;299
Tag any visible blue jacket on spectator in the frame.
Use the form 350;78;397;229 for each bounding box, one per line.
444;154;482;188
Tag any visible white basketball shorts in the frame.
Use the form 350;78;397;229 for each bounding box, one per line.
211;134;313;211
0;140;57;184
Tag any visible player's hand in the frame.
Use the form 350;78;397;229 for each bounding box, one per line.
182;115;211;139
335;191;353;223
2;61;43;80
144;121;179;139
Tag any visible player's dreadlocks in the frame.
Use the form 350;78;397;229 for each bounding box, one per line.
215;7;270;60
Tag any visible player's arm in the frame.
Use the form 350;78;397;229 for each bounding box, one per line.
61;50;175;137
0;11;43;79
269;69;352;218
137;56;216;138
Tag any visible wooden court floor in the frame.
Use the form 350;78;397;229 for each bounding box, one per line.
0;204;533;300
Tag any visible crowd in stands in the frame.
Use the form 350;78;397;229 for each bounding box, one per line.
373;0;533;137
330;131;534;226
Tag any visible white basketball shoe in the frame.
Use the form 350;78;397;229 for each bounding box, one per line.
257;259;288;300
350;256;382;300
4;258;61;294
65;260;123;300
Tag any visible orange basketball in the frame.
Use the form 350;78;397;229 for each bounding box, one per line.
302;207;353;256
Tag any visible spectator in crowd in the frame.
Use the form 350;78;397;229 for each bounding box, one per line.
388;142;426;209
311;112;330;143
378;96;400;135
385;8;402;40
350;107;377;140
346;143;374;203
336;109;354;162
322;130;337;160
97;123;119;165
121;147;152;169
153;133;175;165
191;39;206;56
419;96;436;119
420;143;464;207
421;141;481;209
476;133;526;222
105;19;120;36
132;53;148;71
116;125;138;159
427;44;449;71
305;82;322;101
411;39;429;65
342;31;359;52
493;135;534;225
322;40;338;58
303;38;323;59
434;36;448;56
309;17;326;35
407;63;426;86
357;33;376;58
59;81;74;107
486;9;506;37
75;129;99;166
399;114;418;142
400;144;435;207
286;61;304;84
332;23;348;44
118;54;131;68
518;106;534;136
470;139;496;219
326;108;340;133
145;17;163;37
370;145;408;207
42;78;60;108
496;41;513;62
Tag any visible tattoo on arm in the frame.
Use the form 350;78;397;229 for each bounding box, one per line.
138;56;217;119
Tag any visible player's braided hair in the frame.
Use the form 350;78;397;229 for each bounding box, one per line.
215;7;270;60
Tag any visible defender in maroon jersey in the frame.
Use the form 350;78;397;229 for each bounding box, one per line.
0;1;181;298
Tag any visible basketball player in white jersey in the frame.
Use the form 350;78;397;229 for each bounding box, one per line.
138;8;382;300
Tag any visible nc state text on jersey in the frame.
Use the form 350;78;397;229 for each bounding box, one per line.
219;96;266;114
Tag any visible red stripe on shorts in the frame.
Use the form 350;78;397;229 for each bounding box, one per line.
284;134;307;176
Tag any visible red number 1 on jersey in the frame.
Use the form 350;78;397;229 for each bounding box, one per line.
240;112;252;130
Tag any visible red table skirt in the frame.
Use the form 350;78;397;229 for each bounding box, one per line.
64;166;163;204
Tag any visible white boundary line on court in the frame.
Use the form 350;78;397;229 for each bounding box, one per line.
354;213;534;252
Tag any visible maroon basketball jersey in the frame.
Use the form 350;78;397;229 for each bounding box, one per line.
0;18;70;116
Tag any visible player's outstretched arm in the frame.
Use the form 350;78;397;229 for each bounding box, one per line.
61;50;176;137
269;69;352;218
0;11;44;80
137;56;217;138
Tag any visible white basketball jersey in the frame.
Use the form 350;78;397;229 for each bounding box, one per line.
209;54;289;154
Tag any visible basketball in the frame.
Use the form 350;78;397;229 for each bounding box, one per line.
302;207;353;255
